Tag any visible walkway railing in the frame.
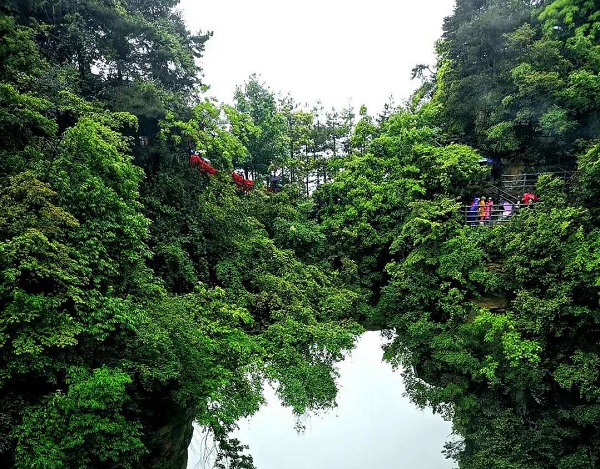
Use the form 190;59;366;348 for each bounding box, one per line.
489;185;519;204
501;171;579;197
460;202;541;226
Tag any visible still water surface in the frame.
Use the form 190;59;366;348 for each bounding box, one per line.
187;331;454;469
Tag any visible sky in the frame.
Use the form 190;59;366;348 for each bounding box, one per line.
178;0;457;115
187;332;454;469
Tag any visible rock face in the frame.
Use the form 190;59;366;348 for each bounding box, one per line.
141;400;196;469
472;294;508;311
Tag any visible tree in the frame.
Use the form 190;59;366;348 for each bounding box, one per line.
0;3;366;468
234;74;288;179
432;0;600;168
5;0;210;94
350;105;378;155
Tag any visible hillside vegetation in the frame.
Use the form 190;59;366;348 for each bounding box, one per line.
2;0;600;468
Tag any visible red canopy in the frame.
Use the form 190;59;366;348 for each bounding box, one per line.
189;154;218;175
190;153;253;191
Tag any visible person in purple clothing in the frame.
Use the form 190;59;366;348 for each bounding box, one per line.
468;198;479;225
502;200;513;219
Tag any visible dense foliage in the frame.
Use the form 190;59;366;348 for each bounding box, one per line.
3;0;600;467
434;0;600;167
313;0;600;468
0;2;363;468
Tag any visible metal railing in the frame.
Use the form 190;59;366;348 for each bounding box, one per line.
460;202;541;226
501;171;579;197
489;185;519;204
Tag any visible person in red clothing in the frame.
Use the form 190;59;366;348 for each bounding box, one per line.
485;197;494;223
523;192;539;204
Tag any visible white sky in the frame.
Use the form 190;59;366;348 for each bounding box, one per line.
178;0;457;115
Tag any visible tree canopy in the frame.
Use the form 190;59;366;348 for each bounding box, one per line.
3;0;600;468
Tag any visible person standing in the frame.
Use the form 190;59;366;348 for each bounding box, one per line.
523;192;539;204
468;198;479;225
486;198;494;224
478;197;487;222
502;200;513;219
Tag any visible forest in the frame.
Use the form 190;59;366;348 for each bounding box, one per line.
1;0;600;467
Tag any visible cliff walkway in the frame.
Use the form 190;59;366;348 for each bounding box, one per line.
461;170;578;226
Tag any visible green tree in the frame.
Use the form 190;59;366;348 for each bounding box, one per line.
432;0;600;168
350;105;378;155
5;0;210;93
0;3;366;468
234;74;288;179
